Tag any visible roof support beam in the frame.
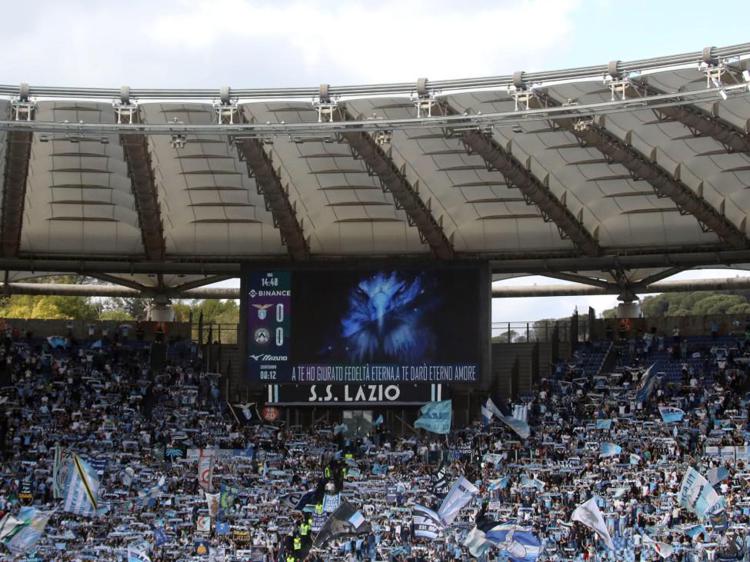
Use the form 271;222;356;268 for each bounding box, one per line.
438;102;602;257
531;91;749;249
492;276;750;298
542;271;613;289
630;81;750;153
1;130;32;257
338;108;454;259
234;138;310;261
120;118;166;261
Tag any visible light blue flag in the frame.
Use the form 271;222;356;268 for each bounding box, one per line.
707;466;730;485
596;419;613;430
466;523;542;561
636;364;657;403
679;467;724;520
414;400;452;435
500;415;531;440
488;476;510;491
481;402;493;428
373;415;384;427
4;508;51;556
127;548;151;562
659;406;685;423
63;455;100;517
600;443;622;458
682;524;706;539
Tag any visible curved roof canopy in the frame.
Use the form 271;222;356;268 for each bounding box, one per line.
1;43;750;294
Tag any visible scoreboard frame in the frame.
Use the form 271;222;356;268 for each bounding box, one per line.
239;260;491;393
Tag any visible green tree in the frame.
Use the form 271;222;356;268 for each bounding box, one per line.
0;295;99;320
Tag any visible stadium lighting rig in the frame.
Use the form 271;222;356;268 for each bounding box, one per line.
0;44;747;139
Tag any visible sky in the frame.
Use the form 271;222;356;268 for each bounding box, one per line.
2;0;748;323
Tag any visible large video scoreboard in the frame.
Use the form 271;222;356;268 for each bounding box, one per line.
241;264;489;403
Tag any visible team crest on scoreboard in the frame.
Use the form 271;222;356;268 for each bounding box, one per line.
252;303;273;320
254;328;270;345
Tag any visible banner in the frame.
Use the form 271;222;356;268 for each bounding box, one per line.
414;400;452;435
438;476;478;525
659;406;685;424
412;504;442;539
267;383;441;406
678;467;724;520
205;493;220;518
198;449;215;492
571;498;614;550
595;419;613;430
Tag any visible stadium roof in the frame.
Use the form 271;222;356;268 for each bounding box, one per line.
1;43;750;296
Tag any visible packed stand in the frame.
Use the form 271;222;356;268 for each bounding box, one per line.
2;324;750;561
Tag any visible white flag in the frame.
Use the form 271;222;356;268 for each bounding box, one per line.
198;449;215;492
205;492;220;518
571;497;614;550
643;534;674;559
196;515;211;533
438;477;478;525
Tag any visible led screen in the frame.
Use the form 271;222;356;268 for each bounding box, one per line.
243;266;483;384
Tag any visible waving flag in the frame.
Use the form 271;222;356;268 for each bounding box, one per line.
220;484;241;513
414;400;452;434
599;443;622;458
197;449;215;492
464;521;542;561
659;406;685;424
432;461;449;497
2;507;51;555
635;364;657;403
205;492;220;518
412;504;442;539
63;454;100;517
596;419;613;430
678;467;724;519
482;397;530;439
313;499;370;547
227;402;260;426
128;548;152;562
571;498;614;550
373;414;384;427
643;534;674;559
481;401;493;427
153;526;168;547
706;466;730;485
438;476;478;525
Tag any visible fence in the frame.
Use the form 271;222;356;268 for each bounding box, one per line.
491;320;589;344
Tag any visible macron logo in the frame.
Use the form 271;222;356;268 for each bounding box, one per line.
250;354;287;361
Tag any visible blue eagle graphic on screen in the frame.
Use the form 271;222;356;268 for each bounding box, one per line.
340;272;437;363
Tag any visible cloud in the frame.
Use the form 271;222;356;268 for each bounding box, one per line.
144;0;580;82
0;0;580;87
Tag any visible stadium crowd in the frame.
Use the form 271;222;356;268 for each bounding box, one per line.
1;324;750;561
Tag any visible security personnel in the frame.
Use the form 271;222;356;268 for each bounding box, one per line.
299;518;311;538
324;465;332;479
293;534;303;553
315;502;323;516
